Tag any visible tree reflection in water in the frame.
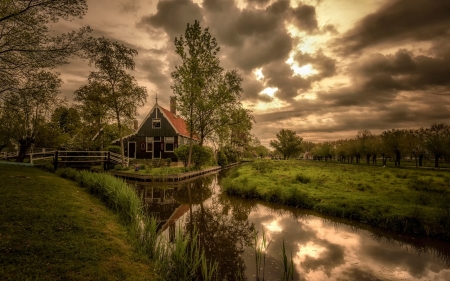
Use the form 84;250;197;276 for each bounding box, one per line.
180;175;257;280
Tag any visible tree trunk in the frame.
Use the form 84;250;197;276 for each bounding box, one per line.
117;116;125;166
435;153;440;168
372;154;377;165
414;155;418;168
366;154;370;165
395;151;400;166
419;154;423;166
17;138;33;163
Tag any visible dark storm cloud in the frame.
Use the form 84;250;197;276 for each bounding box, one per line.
263;59;311;100
139;0;203;39
290;3;318;33
246;0;271;6
294;50;336;79
138;57;171;89
334;0;450;55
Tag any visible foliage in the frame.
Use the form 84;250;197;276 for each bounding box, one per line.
171;20;253;166
269;129;303;160
2;71;62;161
106;145;121;154
192;144;215;168
175;144;190;167
81;37;147;166
0;0;91;99
217;149;228;167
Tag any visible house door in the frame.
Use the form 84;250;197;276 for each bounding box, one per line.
128;142;136;158
154;142;161;158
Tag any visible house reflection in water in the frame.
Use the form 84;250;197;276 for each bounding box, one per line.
139;185;190;242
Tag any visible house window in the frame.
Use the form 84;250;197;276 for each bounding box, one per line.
165;143;174;152
154;136;161;141
146;137;153;152
152;118;161;128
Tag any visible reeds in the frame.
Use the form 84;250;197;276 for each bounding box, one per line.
254;229;271;281
56;168;217;280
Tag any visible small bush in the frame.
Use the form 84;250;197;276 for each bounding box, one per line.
166;158;172;167
295;173;311;184
217;150;228;167
105;145;121;154
55;167;78;181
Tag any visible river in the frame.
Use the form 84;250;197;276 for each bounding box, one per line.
134;171;450;280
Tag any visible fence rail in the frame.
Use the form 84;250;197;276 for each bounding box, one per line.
2;150;130;170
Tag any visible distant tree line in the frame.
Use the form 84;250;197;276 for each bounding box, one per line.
309;124;450;168
268;124;450;168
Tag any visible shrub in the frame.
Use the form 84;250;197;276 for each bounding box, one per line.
105;145;122;154
217;150;228;167
174;145;189;167
56;167;78;181
175;144;214;168
166;158;172;167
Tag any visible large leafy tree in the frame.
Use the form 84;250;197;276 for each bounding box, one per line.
0;0;91;98
82;37;147;165
269;129;303;160
74;81;109;150
172;20;253;167
2;71;62;161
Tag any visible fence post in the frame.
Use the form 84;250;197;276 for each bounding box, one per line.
54;151;58;171
30;153;33;165
107;151;111;170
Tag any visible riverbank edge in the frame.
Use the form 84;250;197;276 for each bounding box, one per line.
0;164;159;280
221;161;450;241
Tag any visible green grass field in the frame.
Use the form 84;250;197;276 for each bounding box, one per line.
0;165;158;280
222;160;450;239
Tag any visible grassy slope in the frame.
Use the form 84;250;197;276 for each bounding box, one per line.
0;165;158;280
222;160;450;239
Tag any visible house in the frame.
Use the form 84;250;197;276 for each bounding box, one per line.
114;97;199;161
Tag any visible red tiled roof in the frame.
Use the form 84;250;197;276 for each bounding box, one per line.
159;106;199;140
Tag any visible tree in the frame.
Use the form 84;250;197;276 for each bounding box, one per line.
381;129;405;166
171;21;253;167
269;129;303;160
74;81;109;150
424;123;450;168
0;0;91;98
83;37;147;165
2;71;62;161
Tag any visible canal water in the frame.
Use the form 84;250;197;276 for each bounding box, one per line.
134;171;450;281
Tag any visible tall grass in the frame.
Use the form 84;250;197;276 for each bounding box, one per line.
254;229;271;280
56;168;217;280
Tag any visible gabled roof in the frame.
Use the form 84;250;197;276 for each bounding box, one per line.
159;106;198;140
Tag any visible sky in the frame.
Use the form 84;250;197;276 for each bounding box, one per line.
55;0;450;146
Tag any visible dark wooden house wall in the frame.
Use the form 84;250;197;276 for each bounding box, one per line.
116;107;180;161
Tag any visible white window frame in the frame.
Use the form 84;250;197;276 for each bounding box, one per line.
146;137;153;152
165;137;174;142
165;142;174;152
152;118;161;129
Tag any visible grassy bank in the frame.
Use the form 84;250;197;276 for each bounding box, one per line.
0;165;158;280
222;160;450;239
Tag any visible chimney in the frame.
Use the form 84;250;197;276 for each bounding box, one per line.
170;96;177;115
133;119;138;130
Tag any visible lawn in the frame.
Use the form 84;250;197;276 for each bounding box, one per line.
0;164;158;280
222;160;450;239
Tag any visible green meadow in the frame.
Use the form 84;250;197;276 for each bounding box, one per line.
222;160;450;239
0;165;158;280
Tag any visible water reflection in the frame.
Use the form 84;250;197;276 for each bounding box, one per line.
136;173;450;281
